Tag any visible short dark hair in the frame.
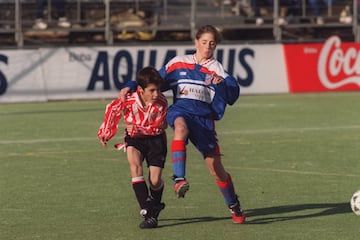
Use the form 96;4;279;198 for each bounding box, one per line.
136;66;164;89
195;25;221;44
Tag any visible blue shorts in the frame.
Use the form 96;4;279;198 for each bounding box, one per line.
166;107;220;157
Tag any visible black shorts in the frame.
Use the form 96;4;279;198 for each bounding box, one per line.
125;133;167;168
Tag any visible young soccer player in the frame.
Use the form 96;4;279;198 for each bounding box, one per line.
97;66;168;229
119;25;245;224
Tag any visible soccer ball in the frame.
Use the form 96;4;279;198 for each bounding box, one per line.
350;190;360;216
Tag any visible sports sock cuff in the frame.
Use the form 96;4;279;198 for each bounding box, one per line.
216;174;233;188
174;177;185;182
171;140;186;151
132;176;145;184
150;180;164;191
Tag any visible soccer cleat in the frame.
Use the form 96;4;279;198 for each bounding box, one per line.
139;202;165;229
229;200;246;224
139;216;158;229
173;179;189;198
152;202;165;218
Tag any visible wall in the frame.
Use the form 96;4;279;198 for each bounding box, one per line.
0;35;359;103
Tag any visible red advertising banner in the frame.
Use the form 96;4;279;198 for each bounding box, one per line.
283;36;360;93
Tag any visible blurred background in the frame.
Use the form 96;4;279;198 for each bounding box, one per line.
0;0;359;47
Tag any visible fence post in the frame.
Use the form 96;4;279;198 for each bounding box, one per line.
104;0;113;45
15;0;23;47
273;0;282;42
353;0;360;42
190;0;196;40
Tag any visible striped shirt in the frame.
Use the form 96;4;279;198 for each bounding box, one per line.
98;90;167;141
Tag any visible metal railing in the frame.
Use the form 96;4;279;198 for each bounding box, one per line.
0;0;359;47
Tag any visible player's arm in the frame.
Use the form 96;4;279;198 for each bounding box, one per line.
210;73;240;120
118;80;137;101
118;65;172;101
97;99;123;146
212;74;240;105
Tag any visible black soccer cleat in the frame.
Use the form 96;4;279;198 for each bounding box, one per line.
139;216;158;229
139;202;165;229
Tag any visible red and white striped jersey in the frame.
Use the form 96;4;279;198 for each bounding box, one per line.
98;90;167;141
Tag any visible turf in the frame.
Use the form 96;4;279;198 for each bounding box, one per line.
1;92;360;240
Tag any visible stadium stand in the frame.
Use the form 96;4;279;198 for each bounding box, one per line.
0;0;358;47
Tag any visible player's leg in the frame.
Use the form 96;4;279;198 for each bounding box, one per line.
167;111;190;198
190;116;245;223
139;166;166;229
139;134;167;229
148;166;165;219
126;146;149;213
205;155;245;224
148;166;164;205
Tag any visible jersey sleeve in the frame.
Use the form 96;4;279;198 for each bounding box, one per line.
97;99;123;142
211;70;240;120
158;65;172;92
218;74;240;105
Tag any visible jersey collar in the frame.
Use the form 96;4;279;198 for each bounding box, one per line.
193;54;214;66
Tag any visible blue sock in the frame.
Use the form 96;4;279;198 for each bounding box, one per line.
216;174;237;206
172;140;186;182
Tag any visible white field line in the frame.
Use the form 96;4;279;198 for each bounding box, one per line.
0;137;95;144
1;130;358;179
221;125;360;135
1;125;360;145
229;166;360;178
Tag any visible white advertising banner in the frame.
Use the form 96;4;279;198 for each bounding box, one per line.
234;44;289;94
0;44;289;103
0;50;46;103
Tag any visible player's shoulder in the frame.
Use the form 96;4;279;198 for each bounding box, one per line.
203;59;226;78
122;92;138;106
127;91;138;100
208;58;225;70
167;54;192;65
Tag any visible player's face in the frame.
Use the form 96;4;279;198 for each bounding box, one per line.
195;32;217;59
139;83;161;105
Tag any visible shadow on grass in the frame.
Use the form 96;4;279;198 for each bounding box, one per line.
158;202;351;227
158;216;230;228
244;202;351;224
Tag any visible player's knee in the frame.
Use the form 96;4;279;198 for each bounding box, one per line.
174;126;188;137
174;118;188;136
150;177;163;189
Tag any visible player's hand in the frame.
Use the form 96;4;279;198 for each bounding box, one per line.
126;124;134;135
98;137;107;147
118;87;131;101
212;76;224;85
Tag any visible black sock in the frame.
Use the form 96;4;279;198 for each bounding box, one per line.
132;177;149;209
150;180;164;205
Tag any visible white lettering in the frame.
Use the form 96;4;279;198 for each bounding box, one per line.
304;47;318;54
318;36;360;89
176;83;215;103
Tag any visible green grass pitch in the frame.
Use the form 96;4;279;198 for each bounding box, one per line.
1;92;360;240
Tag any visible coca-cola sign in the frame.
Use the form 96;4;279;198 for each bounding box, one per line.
318;35;360;89
283;36;360;93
